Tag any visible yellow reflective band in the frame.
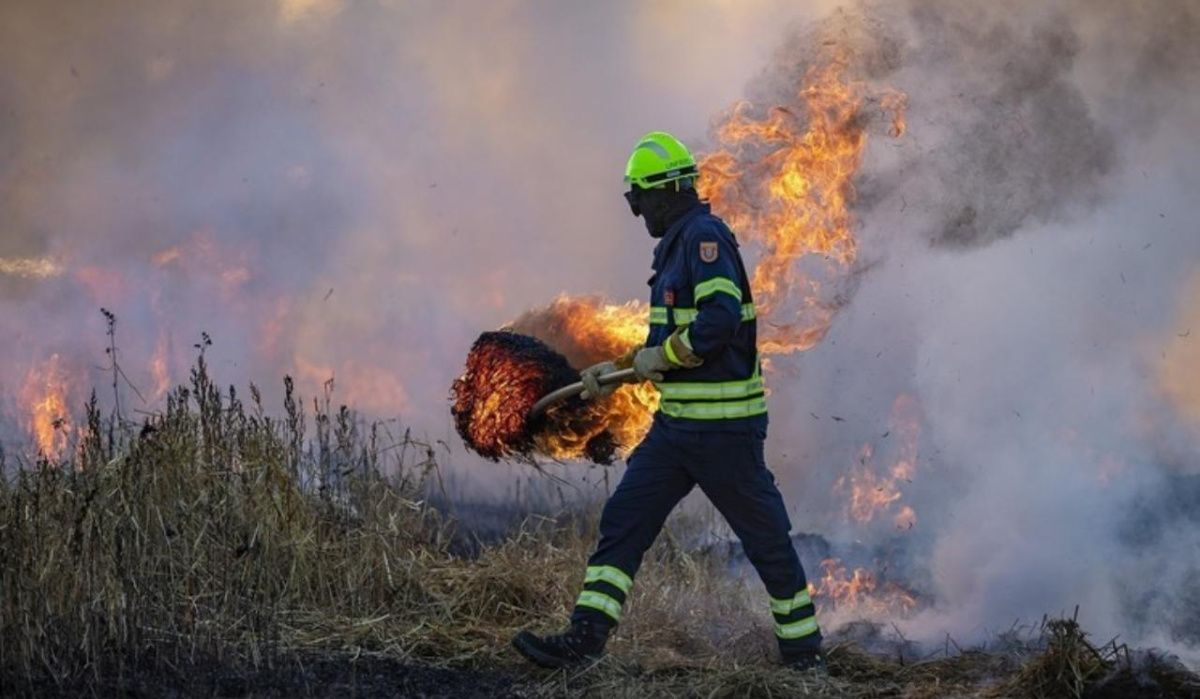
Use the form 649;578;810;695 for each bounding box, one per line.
674;307;696;324
659;396;768;420
775;616;820;639
585;565;633;593
651;303;756;326
694;277;743;303
770;590;813;615
655;377;764;401
663;335;682;366
576;590;622;622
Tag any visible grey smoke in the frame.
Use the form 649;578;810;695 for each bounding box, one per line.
721;0;1199;251
739;0;1200;660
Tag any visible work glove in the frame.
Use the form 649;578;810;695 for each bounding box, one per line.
632;328;702;382
632;347;671;383
579;345;643;400
580;361;619;400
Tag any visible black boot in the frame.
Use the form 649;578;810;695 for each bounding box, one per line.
512;618;611;668
782;648;827;674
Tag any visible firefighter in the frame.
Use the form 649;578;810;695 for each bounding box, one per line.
512;132;825;672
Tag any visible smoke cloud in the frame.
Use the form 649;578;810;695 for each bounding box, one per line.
745;0;1200;658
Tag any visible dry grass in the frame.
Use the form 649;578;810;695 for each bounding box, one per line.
1;355;1197;697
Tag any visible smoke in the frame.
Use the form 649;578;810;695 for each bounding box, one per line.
728;0;1197;252
745;0;1200;658
2;0;1199;663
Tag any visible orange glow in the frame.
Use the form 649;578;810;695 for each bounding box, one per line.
20;355;74;461
292;354;409;416
811;557;919;617
150;331;172;400
1159;270;1200;428
835;394;922;527
152;230;254;299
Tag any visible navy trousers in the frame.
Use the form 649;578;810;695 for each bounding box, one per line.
571;418;822;654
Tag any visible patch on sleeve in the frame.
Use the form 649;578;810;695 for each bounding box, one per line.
699;241;719;263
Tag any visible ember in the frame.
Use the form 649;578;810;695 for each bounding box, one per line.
451;331;624;463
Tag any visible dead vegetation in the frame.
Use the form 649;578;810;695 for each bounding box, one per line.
1;354;1197;697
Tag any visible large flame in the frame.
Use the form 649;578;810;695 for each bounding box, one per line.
700;58;906;354
19;355;75;461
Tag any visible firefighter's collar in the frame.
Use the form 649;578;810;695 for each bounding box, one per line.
652;202;709;272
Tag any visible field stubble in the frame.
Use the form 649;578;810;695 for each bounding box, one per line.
1;355;1196;698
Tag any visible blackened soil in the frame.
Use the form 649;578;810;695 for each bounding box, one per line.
17;654;526;698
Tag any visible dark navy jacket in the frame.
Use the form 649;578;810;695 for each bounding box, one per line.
645;202;767;433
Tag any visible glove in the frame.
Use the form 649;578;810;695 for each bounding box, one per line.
633;328;703;383
632;346;671;383
580;361;619;400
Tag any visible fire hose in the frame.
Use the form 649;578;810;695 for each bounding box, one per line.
529;368;637;418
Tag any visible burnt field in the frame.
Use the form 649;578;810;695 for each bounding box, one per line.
1;360;1197;699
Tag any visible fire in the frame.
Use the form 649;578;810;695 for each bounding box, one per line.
152;230;253;300
150;331;172;400
20;355;74;461
812;557;919;618
452;297;658;462
506;295;647;368
835;394;922;528
700;56;906;354
452;330;642;463
505;295;658;458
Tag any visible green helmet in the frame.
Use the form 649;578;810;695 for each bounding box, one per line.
624;131;697;190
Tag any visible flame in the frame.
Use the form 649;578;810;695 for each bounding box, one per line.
0;256;64;279
812;557;919;618
150;331;172;400
834;394;921;528
152;230;254;300
506;296;658;459
20;355;74;460
700;57;906;355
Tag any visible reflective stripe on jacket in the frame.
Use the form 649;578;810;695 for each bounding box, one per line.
646;202;767;432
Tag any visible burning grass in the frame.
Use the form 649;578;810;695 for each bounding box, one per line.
2;356;1197;697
